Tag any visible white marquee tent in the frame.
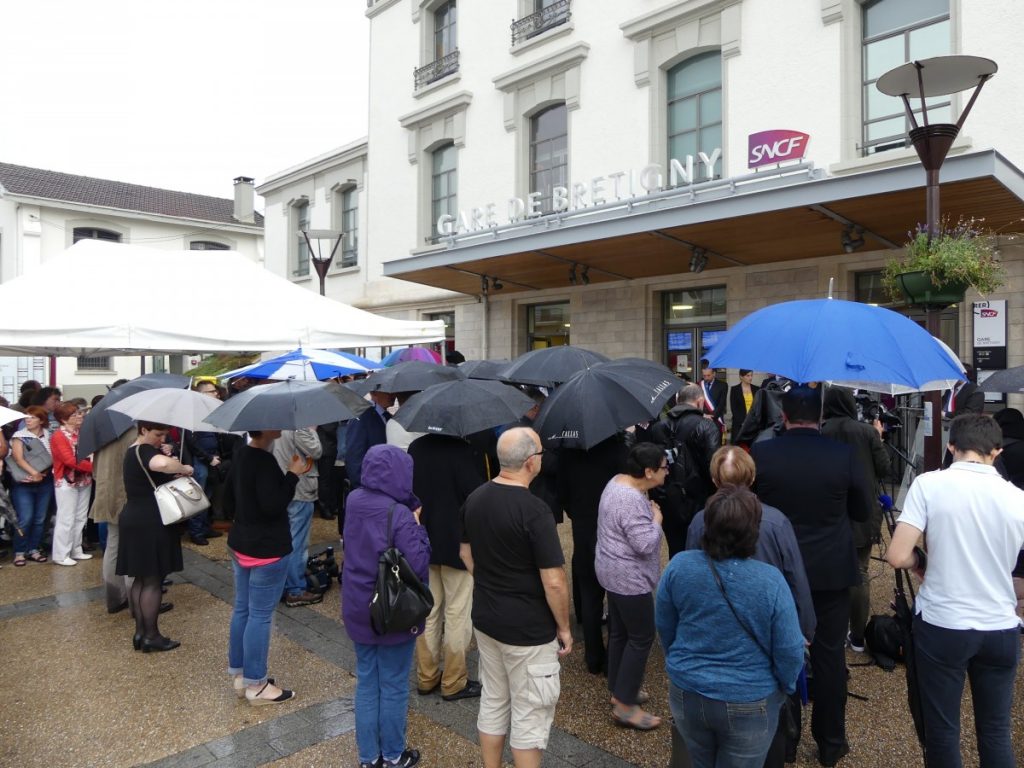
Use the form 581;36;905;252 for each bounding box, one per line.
0;240;444;355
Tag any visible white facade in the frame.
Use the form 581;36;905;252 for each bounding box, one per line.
261;0;1024;382
0;175;263;401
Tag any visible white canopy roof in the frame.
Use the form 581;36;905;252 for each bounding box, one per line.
0;240;444;355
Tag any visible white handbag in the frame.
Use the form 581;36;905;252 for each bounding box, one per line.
135;446;210;526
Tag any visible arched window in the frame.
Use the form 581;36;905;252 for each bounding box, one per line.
73;227;121;243
529;103;567;213
667;51;722;179
862;0;950;155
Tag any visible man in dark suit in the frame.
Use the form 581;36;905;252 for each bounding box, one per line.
751;386;871;768
345;389;394;489
699;359;728;433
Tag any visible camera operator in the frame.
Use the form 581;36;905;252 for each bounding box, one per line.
821;386;892;652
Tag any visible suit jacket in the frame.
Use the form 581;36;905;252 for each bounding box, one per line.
345;406;389;488
700;378;729;424
751;428;871;592
946;381;984;417
728;383;760;444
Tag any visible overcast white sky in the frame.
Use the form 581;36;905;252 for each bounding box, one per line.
1;0;369;202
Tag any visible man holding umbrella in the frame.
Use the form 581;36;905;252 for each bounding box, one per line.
887;414;1024;767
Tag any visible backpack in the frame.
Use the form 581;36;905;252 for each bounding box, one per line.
864;614;904;671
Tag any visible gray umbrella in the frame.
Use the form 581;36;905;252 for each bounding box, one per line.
978;366;1024;393
367;360;464;393
77;372;190;459
393;379;535;438
203;380;370;431
499;345;609;388
458;359;511;380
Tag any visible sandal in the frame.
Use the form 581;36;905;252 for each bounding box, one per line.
613;705;662;731
27;552;48;563
13;555;26;567
610;690;651;706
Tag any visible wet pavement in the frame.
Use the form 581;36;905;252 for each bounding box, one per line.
0;517;1020;767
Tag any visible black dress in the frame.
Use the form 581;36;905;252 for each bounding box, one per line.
116;443;183;578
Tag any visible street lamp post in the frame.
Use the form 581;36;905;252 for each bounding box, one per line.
876;54;997;471
301;229;345;297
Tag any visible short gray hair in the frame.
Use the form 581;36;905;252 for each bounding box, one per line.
497;427;540;471
680;383;704;406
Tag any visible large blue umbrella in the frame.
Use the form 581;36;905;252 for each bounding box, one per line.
704;299;965;393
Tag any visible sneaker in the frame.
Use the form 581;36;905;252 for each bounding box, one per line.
284;590;322;607
71;552;94;560
53;557;78;567
382;748;420;767
847;633;865;653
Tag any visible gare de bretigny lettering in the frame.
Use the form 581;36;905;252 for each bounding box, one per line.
436;149;722;236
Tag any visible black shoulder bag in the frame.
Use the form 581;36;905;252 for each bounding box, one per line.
706;555;801;740
369;503;434;636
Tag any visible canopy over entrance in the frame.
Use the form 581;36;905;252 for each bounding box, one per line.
383;149;1024;295
0;240;444;355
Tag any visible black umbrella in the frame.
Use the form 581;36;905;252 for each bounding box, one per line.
978;365;1024;393
458;359;511;381
393;379;535;438
367;360;464;393
533;358;683;449
203;380;370;431
499;345;609;387
77;372;190;459
343;378;375;396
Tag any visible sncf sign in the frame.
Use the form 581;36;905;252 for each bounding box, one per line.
748;129;810;169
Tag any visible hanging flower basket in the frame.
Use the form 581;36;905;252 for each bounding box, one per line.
882;216;1004;308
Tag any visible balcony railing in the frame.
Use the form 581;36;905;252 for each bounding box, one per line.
511;0;571;46
414;49;460;90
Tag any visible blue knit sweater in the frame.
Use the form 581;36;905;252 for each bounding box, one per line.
656;551;805;701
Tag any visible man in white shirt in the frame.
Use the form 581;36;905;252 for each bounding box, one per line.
887;414;1024;768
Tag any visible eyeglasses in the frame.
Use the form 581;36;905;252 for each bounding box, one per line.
656;464;669;472
530;449;545;459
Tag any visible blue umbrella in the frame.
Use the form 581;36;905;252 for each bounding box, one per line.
704;299;965;393
220;347;380;381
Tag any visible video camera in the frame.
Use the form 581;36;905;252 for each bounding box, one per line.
854;393;902;430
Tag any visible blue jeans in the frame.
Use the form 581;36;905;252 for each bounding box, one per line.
285;500;313;596
669;683;783;768
354;640;416;764
11;481;54;555
228;555;289;685
186;462;210;538
913;614;1020;768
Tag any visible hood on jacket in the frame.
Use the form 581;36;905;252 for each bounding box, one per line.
666;403;703;420
823;387;858;420
360;443;415;501
994;407;1024;441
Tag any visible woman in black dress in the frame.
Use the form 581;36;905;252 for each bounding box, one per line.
117;420;194;652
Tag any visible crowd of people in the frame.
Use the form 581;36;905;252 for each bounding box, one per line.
2;357;1024;768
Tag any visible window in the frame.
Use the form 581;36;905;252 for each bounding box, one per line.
511;0;571;46
529;104;568;214
76;355;111;371
431;144;457;240
415;1;459;89
189;241;229;250
667;51;723;180
663;287;727;379
854;270;959;352
339;188;358;268
527;302;570;350
293;201;310;277
73;227;121;243
427;311;456;358
862;0;950;155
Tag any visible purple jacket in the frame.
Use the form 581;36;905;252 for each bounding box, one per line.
342;444;430;645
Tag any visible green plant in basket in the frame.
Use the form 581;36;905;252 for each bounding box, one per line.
881;216;1004;304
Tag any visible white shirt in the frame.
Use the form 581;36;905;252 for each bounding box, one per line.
899;461;1024;631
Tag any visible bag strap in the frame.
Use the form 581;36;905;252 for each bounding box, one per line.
135;445;158;492
706;554;772;663
385;502;397;547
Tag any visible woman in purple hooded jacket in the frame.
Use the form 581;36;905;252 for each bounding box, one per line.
343;444;431;768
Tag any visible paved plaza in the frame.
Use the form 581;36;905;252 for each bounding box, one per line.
1;517;1020;767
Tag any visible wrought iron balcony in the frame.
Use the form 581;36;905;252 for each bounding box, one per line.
414;49;460;90
511;0;571;46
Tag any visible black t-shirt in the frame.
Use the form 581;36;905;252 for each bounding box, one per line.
461;481;565;646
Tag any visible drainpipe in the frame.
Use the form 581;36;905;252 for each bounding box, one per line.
479;276;490;359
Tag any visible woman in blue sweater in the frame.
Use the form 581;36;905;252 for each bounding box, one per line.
656;484;804;768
